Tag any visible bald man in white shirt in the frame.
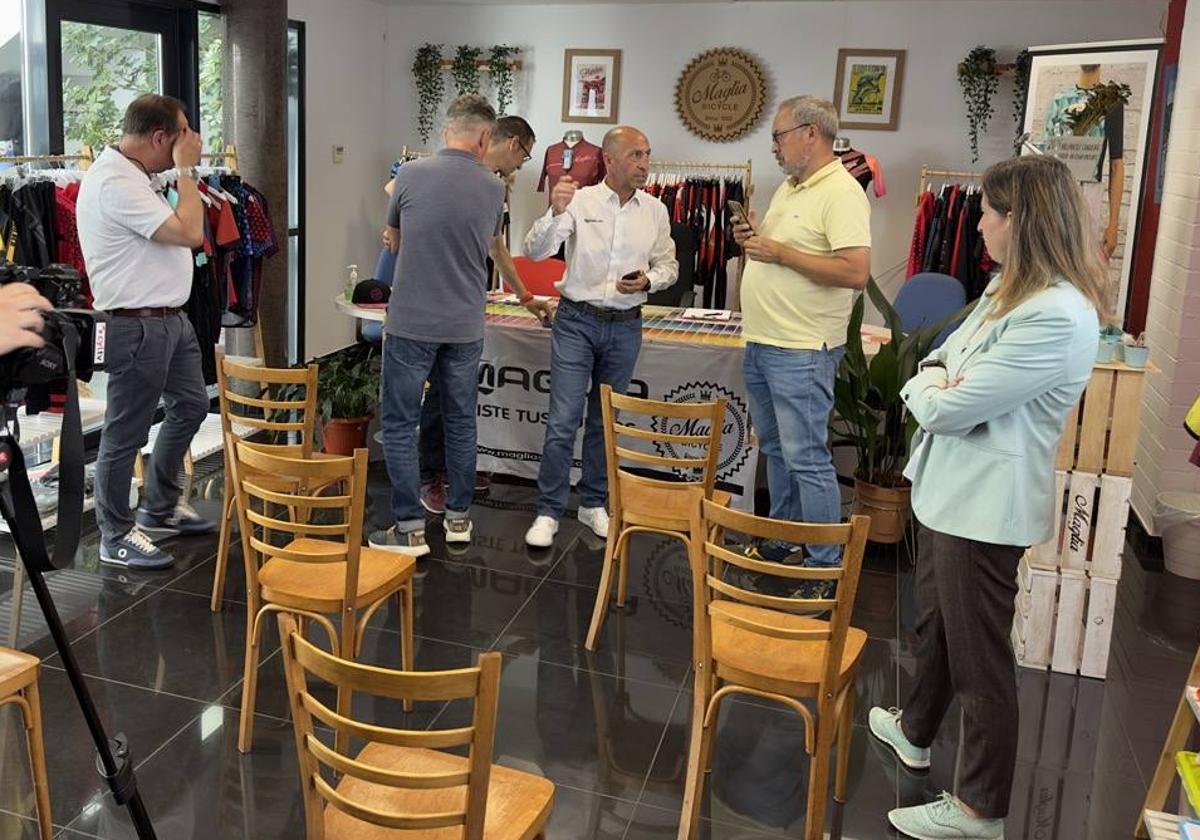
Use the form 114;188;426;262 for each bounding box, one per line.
521;126;678;548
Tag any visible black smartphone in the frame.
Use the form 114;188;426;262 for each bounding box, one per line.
621;270;641;280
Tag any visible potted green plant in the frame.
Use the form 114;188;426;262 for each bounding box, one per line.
832;278;975;542
957;46;999;163
316;343;381;454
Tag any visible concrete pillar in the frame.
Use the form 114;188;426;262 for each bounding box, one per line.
1131;0;1200;532
221;0;288;366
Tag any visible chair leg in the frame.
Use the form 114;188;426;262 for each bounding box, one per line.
835;689;856;803
400;584;414;713
237;606;266;753
677;690;714;840
616;530;631;608
805;730;835;840
21;682;53;840
584;528;621;651
211;489;235;613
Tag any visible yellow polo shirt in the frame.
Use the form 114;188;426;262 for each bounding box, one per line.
741;159;871;350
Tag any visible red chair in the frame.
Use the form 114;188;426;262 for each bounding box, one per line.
510;256;566;298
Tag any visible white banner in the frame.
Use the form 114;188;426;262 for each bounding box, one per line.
475;325;758;506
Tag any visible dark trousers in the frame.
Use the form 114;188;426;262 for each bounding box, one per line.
94;312;210;542
418;376;446;485
901;522;1024;819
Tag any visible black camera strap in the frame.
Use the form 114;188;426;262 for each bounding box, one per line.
0;322;86;572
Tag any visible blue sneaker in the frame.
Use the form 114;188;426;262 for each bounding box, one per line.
369;525;431;558
136;502;217;539
888;792;1004;839
869;706;931;769
100;527;175;570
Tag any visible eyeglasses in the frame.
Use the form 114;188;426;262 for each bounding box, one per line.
518;139;532;162
771;123;812;145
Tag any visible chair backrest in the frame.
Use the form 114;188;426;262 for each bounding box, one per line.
893;272;967;349
278;613;502;840
689;498;870;702
509;256;566;298
229;440;367;604
599;384;725;514
217;353;321;453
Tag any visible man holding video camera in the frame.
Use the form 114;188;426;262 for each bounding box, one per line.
0;283;52;355
76;94;214;570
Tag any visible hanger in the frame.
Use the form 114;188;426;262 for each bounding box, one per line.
563;130;584;147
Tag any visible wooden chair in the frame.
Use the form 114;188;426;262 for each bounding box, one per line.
584;384;729;652
276;613;556;840
678;498;871;840
212;355;321;612
230;442;415;754
0;648;52;840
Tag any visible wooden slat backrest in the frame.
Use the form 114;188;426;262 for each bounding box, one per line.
689;498;870;703
217;353;320;446
278;615;502;839
600;383;725;513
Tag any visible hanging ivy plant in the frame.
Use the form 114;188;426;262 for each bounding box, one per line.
1011;49;1032;154
413;43;444;144
451;45;484;97
957;46;999;163
489;45;520;116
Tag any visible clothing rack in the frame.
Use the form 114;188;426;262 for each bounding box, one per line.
398;145;432;160
0;145;95;172
649;158;754;197
916;165;982;205
200;144;239;173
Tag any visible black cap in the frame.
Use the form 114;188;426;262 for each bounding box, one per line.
352;278;391;305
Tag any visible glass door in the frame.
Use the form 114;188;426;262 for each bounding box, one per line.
45;0;198;154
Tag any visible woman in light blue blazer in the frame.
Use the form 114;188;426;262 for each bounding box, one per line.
869;155;1108;840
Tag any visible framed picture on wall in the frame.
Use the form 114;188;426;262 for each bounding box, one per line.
832;48;905;130
1021;39;1162;320
562;49;622;124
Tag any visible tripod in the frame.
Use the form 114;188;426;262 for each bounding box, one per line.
0;396;158;838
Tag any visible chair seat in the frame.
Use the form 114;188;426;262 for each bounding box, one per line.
0;647;39;698
325;744;555;840
259;540;414;611
619;483;731;531
710;601;867;689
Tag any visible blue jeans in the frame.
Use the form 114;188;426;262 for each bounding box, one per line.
743;342;845;567
381;336;483;530
537;302;643;519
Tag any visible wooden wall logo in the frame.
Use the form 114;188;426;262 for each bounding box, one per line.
675;48;767;142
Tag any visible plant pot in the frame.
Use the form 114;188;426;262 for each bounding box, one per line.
853;479;912;544
323;416;372;455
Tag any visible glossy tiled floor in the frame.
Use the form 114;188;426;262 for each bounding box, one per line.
0;462;1197;839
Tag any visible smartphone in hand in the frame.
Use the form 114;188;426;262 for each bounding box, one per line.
621;270;641;281
727;200;750;227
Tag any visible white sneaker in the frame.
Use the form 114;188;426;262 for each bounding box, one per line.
525;515;559;548
578;506;610;539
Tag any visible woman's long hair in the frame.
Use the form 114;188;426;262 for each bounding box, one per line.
981;155;1112;322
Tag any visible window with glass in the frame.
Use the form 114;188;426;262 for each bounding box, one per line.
0;4;23;156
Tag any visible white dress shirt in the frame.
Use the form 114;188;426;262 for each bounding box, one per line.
523;181;678;310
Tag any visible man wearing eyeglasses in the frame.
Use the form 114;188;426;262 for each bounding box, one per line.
732;96;872;593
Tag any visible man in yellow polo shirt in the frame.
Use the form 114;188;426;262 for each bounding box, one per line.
734;95;871;590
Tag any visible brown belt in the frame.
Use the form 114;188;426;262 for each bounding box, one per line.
106;307;181;318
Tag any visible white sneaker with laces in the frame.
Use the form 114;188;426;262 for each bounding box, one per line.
525;515;559;548
577;506;610;539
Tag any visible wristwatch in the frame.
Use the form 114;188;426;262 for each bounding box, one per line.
518;291;534;305
177;166;199;180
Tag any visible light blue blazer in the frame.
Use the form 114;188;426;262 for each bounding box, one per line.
900;278;1099;546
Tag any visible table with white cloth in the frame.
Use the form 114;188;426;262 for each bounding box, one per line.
335;295;890;507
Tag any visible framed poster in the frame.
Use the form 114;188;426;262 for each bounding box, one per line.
833;48;905;130
1021;39;1162;319
562;49;622;124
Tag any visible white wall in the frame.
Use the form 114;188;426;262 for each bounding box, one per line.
375;0;1164;299
289;0;390;358
1132;0;1200;533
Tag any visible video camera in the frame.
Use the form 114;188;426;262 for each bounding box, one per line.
0;262;106;408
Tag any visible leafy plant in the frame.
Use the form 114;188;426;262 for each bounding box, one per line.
1011;49;1031;154
957;46;999;163
413;43;445;144
489;45;520;115
314;343;381;422
451;45;483;97
832;278;976;488
61;22;158;150
198;14;224;153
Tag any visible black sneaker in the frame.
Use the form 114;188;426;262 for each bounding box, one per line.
369;525;431;558
100;527;175;570
136;503;218;539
